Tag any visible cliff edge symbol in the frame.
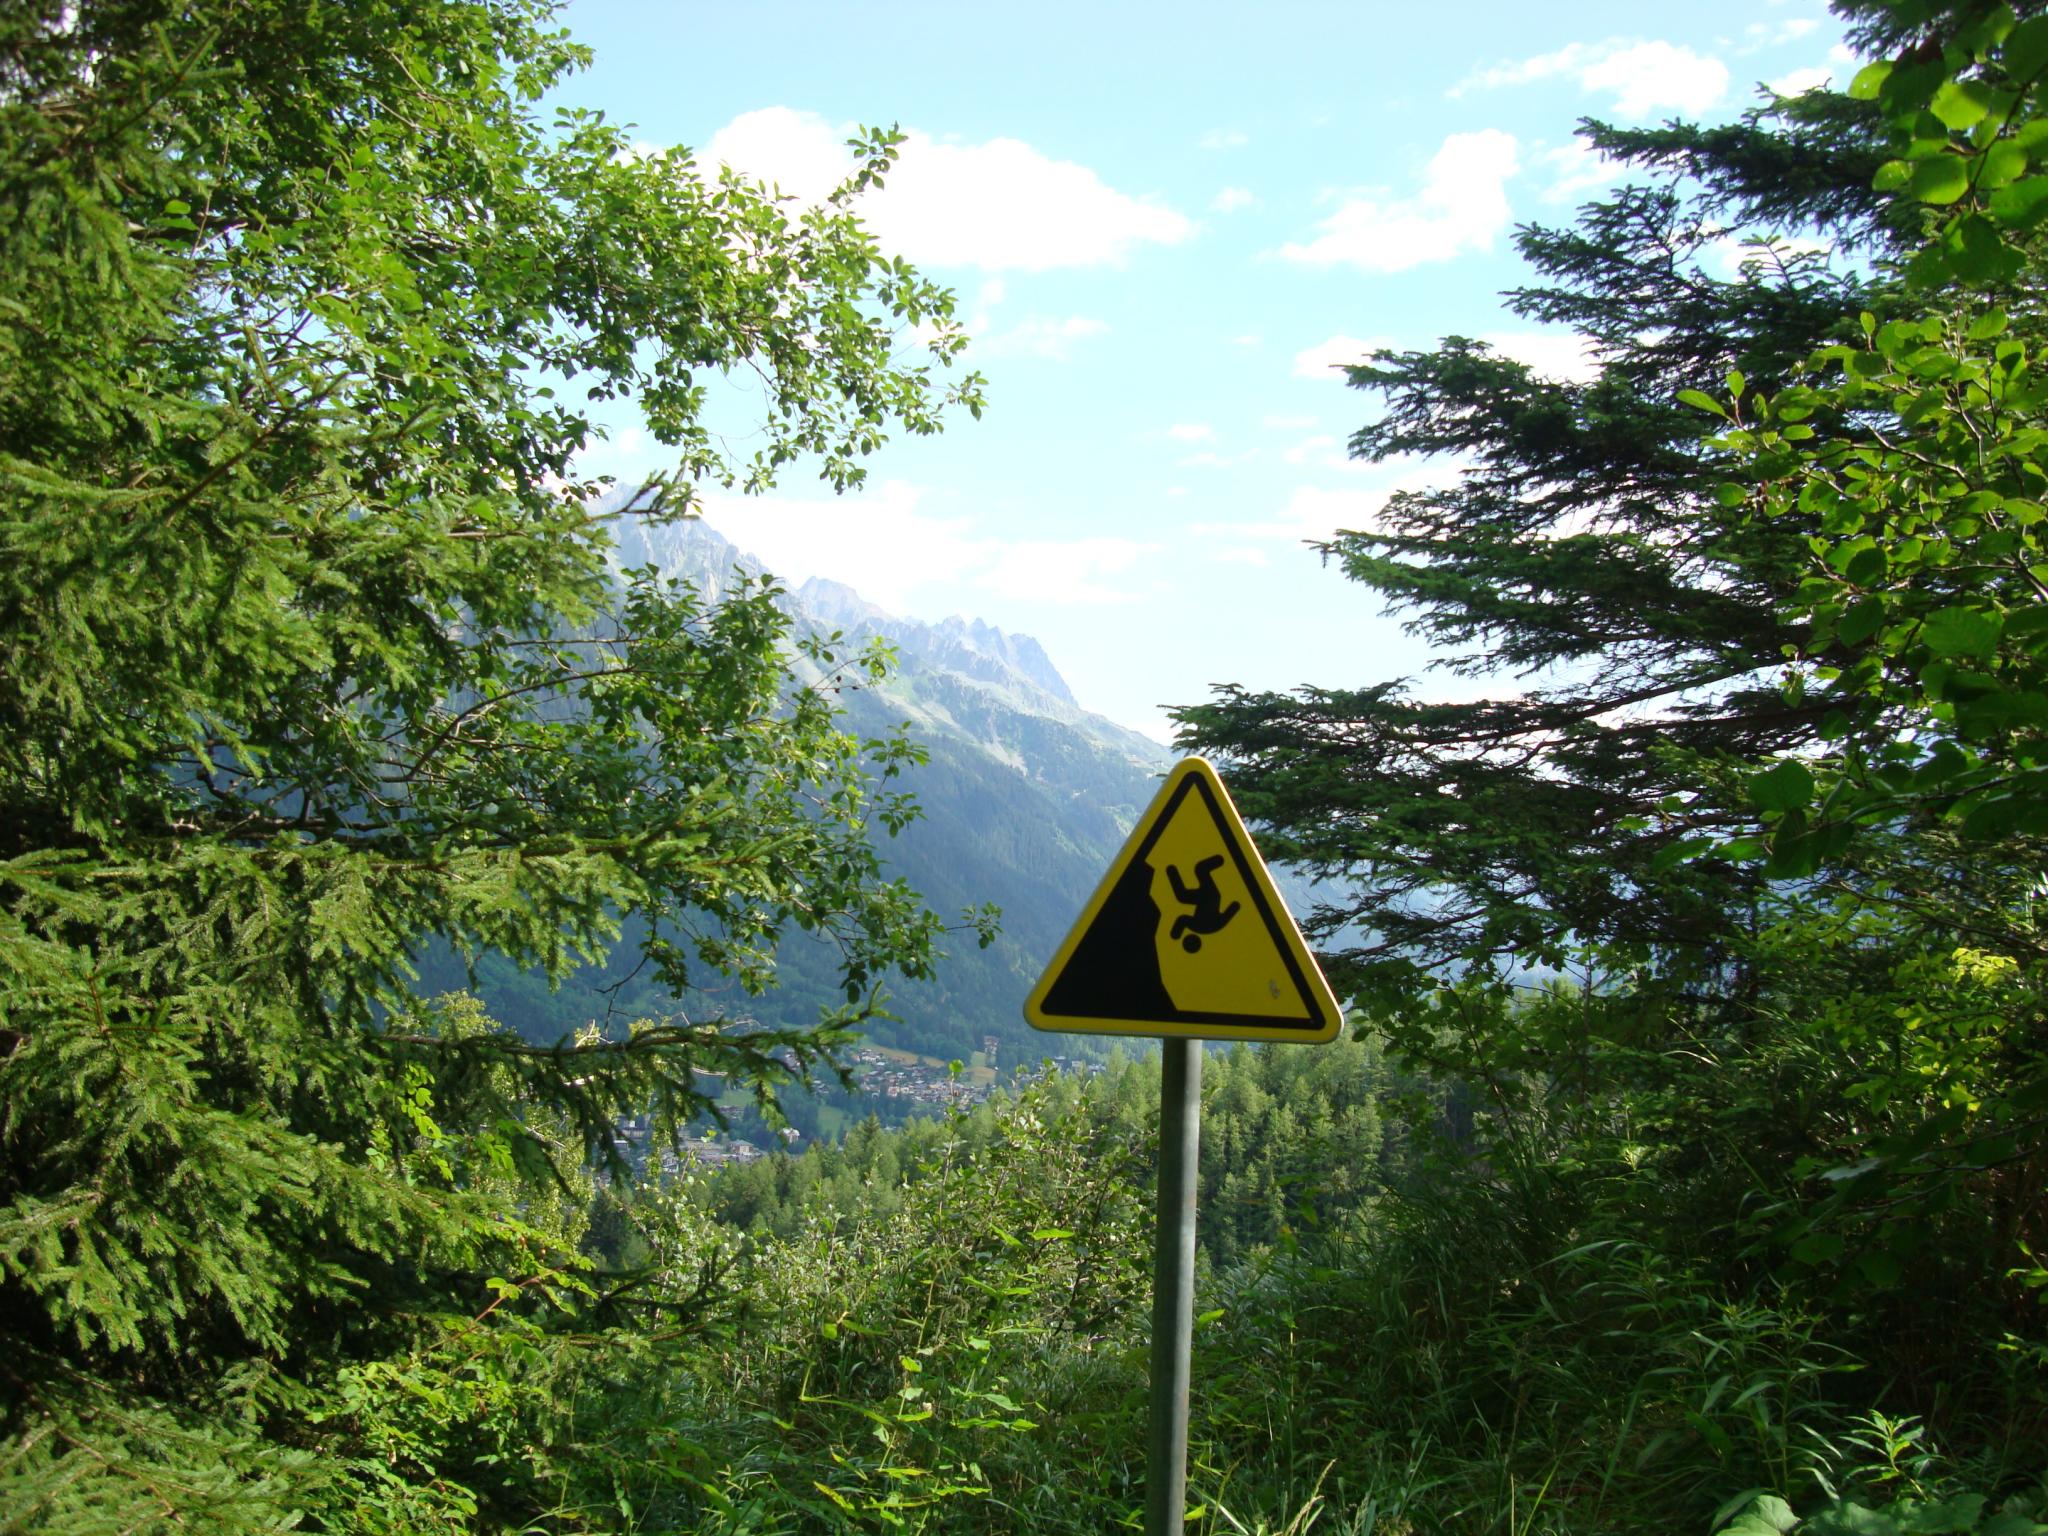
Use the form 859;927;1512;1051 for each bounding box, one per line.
1026;757;1342;1043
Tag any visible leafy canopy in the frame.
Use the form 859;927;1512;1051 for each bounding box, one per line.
0;1;986;1528
1176;0;2048;1503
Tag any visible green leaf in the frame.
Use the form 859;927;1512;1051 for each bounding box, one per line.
1844;545;1889;585
1802;1500;1902;1535
1989;174;2048;226
1960;4;2017;55
1881;60;1950;116
1766;821;1850;879
1922;606;2004;658
1792;1232;1846;1264
1959;792;2048;839
1944;212;2024;282
1848;60;1893;100
1721;1495;1801;1535
1930;79;1992;130
1837;597;1889;646
1980;1512;2048;1536
1981;138;2029;188
1910;155;1971;204
1751;759;1815;814
1905;240;1957;288
1955;692;2048;739
1916;740;1974;787
2006;14;2048;80
1856;1249;1904;1287
1679;388;1729;417
1651;836;1716;871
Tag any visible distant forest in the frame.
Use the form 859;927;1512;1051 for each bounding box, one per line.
7;2;2048;1533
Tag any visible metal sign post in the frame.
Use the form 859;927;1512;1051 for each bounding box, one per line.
1145;1037;1202;1536
1022;757;1343;1532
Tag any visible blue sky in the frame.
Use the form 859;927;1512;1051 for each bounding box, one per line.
559;1;1856;741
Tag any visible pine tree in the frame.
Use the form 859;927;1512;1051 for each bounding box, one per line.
0;2;983;1526
1178;0;2048;1466
1173;39;1913;1004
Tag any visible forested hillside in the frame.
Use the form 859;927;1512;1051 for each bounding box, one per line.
6;1;2048;1533
415;513;1168;1069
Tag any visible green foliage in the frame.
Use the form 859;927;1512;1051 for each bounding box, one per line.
1172;101;1883;995
17;1;2048;1533
0;1;982;1526
1175;1;2048;1530
552;1079;1155;1533
1676;0;2048;1340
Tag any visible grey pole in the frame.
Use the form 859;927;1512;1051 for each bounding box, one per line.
1146;1037;1203;1536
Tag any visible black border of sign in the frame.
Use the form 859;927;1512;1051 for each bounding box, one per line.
1024;757;1343;1048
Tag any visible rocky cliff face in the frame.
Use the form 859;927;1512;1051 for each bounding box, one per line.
600;514;1172;1062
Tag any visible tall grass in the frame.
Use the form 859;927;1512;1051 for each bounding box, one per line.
540;1029;2046;1534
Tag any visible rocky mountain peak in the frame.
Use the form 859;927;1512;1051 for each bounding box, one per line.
613;513;1108;724
795;575;895;632
929;615;1074;706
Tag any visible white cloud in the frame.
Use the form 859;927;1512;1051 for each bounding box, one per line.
696;481;975;611
701;107;1192;272
974;538;1160;604
1190;458;1461;543
975;278;1007;308
1179;449;1257;469
1231;333;1263;347
1277;130;1519;272
1210;186;1258;213
1768;64;1834;96
1454;41;1586;93
1192;484;1391;543
1292;333;1391;379
978;314;1110;361
1200;128;1249;150
695;481;1159;611
701;108;849;197
1455;39;1728;119
1583;42;1729;118
1538;140;1623;204
577;423;661;486
1481;330;1602;383
1284;433;1340;465
1167;423;1215;442
1742;16;1820;49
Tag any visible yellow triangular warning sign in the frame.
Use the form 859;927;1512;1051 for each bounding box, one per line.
1024;757;1342;1042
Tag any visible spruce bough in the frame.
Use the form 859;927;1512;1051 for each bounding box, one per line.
0;1;984;1526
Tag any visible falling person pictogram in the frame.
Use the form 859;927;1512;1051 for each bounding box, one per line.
1025;756;1339;1038
1167;855;1240;953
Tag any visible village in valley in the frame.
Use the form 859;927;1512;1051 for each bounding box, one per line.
635;1035;1098;1170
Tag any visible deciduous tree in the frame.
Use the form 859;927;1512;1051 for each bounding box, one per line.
0;1;982;1525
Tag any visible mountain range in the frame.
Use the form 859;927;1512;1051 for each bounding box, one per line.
433;514;1175;1069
